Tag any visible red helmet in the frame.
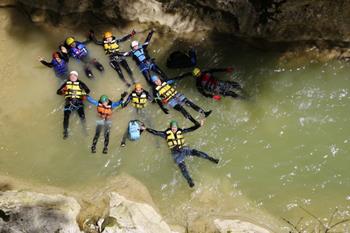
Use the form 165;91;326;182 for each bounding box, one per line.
52;52;60;59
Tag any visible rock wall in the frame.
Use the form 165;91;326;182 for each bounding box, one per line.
2;0;349;43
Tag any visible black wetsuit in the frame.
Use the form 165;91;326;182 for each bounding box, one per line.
172;68;242;98
56;80;90;138
146;124;219;187
90;32;135;86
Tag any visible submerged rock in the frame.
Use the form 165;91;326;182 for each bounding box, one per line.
0;191;82;233
214;218;271;233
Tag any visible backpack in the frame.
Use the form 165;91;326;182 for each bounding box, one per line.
128;121;141;141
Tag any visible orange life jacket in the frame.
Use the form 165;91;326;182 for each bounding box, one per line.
97;103;112;120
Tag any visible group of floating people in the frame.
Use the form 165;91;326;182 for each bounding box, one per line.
39;29;245;187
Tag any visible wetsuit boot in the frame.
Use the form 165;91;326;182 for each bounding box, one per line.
84;66;94;78
93;59;104;72
204;110;212;117
178;162;195;188
63;129;68;139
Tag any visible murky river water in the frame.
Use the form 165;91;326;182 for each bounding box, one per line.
1;8;350;231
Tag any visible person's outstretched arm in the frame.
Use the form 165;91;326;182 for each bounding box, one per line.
56;82;67;95
146;127;167;138
207;67;233;74
79;80;90;95
182;122;201;134
112;91;128;109
122;93;132;107
88;30;103;46
87;95;99;106
142;30;154;49
169;71;192;82
39;59;53;68
116;30;136;43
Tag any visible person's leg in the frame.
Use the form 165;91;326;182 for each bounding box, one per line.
91;58;104;72
110;60;130;87
120;125;129;147
173;104;199;125
152;63;168;80
77;106;88;135
190;148;219;164
103;121;111;154
178;162;194;187
120;59;135;84
91;124;102;153
183;98;212;118
63;108;71;139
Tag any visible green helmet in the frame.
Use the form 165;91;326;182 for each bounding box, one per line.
100;95;109;103
169;120;178;128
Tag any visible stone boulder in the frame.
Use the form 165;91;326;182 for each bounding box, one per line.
214;218;271;233
0;191;82;233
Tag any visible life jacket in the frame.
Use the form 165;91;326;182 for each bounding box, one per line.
70;42;88;60
128;121;141;141
155;82;177;104
200;73;218;90
132;48;146;63
51;58;68;77
64;81;86;99
103;37;119;54
166;129;185;149
97;101;113;119
131;91;148;109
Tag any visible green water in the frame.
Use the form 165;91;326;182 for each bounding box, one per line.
1;8;350;231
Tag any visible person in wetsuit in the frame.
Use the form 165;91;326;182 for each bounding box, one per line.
39;51;69;78
171;67;243;100
87;92;127;154
122;30;168;84
89;30;136;87
151;75;212;125
145;120;219;187
56;71;90;139
61;37;104;78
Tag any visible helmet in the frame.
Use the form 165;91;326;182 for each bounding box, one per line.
100;95;109;103
66;37;75;46
131;40;139;48
52;52;60;59
104;31;113;38
69;70;79;77
192;68;201;77
150;75;159;83
169;120;178;128
134;83;142;89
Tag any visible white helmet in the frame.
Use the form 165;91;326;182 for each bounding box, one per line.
69;70;78;77
131;40;139;48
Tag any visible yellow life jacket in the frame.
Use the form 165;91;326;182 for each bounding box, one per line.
166;129;185;149
131;91;148;109
64;81;86;99
103;38;119;54
155;82;177;103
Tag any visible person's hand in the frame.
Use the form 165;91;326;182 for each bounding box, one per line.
131;29;136;36
140;125;146;130
213;95;221;101
150;28;155;33
200;119;205;126
163;108;169;114
120;91;128;98
226;67;234;73
60;46;67;54
38;56;44;62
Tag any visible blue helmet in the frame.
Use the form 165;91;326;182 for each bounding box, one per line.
150;75;159;83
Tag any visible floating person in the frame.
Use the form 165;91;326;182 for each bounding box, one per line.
171;67;244;100
122;83;168;116
87;92;127;154
122;30;168;84
56;71;90;139
166;48;197;69
145;119;219;187
120;120;145;147
151;75;212;125
39;50;69;78
89;30;136;87
61;36;104;78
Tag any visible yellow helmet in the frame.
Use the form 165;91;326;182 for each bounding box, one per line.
104;31;113;38
192;68;201;77
65;37;75;46
134;83;142;89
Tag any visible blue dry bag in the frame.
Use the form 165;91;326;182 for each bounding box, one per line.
128;121;141;141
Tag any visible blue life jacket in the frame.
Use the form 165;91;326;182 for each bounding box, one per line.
69;42;88;60
128;121;141;141
132;48;146;63
51;58;68;77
